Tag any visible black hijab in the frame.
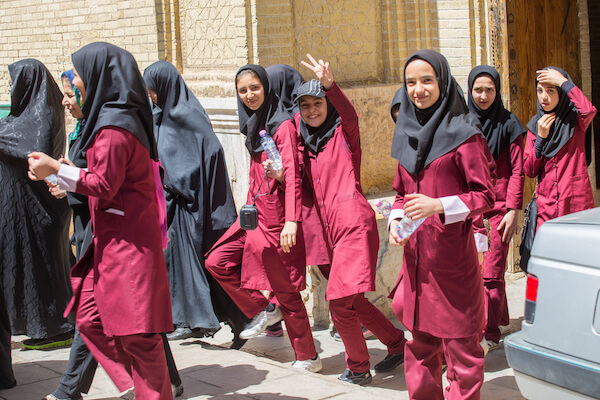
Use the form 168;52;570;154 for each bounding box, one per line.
236;64;291;155
468;65;525;160
0;59;65;160
526;66;583;160
295;79;340;154
71;42;158;161
390;87;402;122
266;64;305;116
391;50;481;175
143;61;220;196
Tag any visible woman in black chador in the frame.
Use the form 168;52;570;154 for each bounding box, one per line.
0;59;73;348
144;61;249;347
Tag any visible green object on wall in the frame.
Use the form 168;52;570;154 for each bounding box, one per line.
0;104;10;118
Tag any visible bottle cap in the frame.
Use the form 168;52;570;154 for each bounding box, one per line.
259;129;267;136
374;199;382;207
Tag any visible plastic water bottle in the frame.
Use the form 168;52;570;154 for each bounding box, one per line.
259;129;283;171
397;213;426;239
374;199;392;219
374;198;426;239
45;174;58;185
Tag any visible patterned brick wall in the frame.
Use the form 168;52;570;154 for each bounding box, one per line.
0;0;161;104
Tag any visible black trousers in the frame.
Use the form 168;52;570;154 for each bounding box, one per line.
0;283;16;389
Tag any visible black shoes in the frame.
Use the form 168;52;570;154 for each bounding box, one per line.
373;352;404;372
337;369;373;385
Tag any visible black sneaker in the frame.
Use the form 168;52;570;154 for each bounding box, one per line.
374;352;404;372
337;369;373;385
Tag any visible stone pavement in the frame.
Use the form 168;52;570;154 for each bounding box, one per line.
1;272;527;400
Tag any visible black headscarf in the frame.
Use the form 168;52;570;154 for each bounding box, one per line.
295;79;340;154
0;59;65;160
526;66;585;160
391;50;482;175
468;65;525;160
71;42;158;161
266;64;305;116
390;87;402;122
236;64;291;155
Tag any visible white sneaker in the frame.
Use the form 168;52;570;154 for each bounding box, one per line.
240;306;283;339
480;337;489;357
292;355;323;373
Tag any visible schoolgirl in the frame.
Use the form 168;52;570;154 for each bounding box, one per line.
204;64;320;372
467;65;525;350
389;50;495;399
523;67;596;226
293;55;406;385
28;42;174;400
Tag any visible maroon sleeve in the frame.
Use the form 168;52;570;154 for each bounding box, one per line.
566;84;597;133
505;136;525;209
325;82;360;155
274;120;302;222
523;130;544;178
454;136;496;219
75;127;132;200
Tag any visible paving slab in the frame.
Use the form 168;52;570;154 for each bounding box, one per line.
0;272;527;399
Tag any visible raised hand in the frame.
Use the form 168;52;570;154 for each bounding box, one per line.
536;68;568;87
537;113;556;139
300;53;334;90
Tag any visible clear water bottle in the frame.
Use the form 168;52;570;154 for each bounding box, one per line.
374;198;426;239
397;213;426;239
259;129;283;170
374;199;392;219
45;174;58;185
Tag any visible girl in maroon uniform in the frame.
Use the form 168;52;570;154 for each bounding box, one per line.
389;50;495;400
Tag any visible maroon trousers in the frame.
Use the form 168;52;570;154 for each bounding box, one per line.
204;229;316;361
405;330;484;400
320;265;406;373
482;212;510;342
76;269;172;400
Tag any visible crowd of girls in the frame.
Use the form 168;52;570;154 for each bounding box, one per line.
0;40;595;400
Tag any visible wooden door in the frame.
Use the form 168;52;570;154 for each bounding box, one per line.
507;0;580;128
504;0;580;271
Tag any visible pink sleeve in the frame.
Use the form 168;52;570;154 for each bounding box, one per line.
453;136;496;219
506;137;525;209
275;121;302;222
74;128;132;200
325;82;360;155
523;130;544;178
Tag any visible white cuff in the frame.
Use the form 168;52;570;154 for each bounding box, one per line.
439;195;470;225
474;232;488;252
387;208;405;231
57;164;81;192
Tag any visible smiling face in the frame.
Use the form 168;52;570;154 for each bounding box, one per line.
61;76;83;119
236;72;265;111
404;59;440;110
299;95;328;128
471;74;497;111
537;82;560;112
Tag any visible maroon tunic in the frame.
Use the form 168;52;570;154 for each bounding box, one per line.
392;135;495;338
209;119;306;292
301;83;379;301
524;85;596;227
64;127;172;336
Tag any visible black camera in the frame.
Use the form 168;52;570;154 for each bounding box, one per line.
239;204;258;230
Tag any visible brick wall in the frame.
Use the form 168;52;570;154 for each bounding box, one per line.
0;0;161;104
